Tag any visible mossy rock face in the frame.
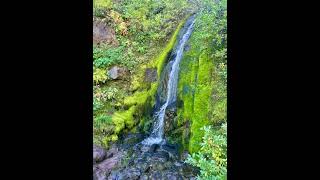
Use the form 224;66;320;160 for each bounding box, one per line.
102;19;188;148
176;24;227;153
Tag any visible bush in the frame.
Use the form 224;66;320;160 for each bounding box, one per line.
186;123;227;180
93;68;108;84
93;46;125;68
93;97;103;111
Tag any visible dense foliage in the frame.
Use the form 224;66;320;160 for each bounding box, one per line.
186;124;227;179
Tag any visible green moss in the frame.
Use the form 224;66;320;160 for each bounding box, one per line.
112;106;136;133
189;85;211;152
188;52;213;152
124;91;149;106
177;46;227;153
177;42;217;153
111;134;118;141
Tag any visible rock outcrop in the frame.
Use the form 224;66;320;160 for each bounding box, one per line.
93;17;119;46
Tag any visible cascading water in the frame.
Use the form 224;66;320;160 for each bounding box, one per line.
142;15;196;145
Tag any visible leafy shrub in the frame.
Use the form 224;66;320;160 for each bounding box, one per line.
93;68;108;84
93;46;125;68
186;123;227;180
104;87;119;100
94;86;120;103
93;97;103;111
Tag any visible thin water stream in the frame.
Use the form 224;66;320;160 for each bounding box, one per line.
142;15;196;145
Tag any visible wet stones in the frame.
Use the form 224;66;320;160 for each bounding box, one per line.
122;168;141;180
180;163;200;178
161;143;179;158
136;162;151;173
149;144;159;153
93;145;107;164
164;109;177;134
93;166;108;180
108;168;141;180
163;172;183;180
121;133;144;149
94;133;199;179
152;150;170;162
93;144;123;180
150;171;162;180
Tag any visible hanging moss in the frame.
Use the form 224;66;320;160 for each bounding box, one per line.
112;106;136;133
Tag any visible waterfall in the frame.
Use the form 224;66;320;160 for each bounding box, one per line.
142;15;196;145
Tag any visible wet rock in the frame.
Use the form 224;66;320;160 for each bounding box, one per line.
94;139;199;180
163;161;174;169
140;175;149;180
119;168;141;180
145;68;158;82
123;133;144;145
161;143;179;158
163;172;180;180
184;44;190;51
150;171;162;180
94;151;123;180
180;151;191;162
105;145;118;159
140;144;152;153
108;66;129;80
152;151;169;162
93;166;107;180
174;161;183;167
164;109;177;134
149;144;159;153
136;162;150;173
180;164;200;178
93;145;106;163
93;17;118;46
153;162;166;171
107;170;121;180
140;152;154;163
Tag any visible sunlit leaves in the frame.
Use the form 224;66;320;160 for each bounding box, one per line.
186;124;227;180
